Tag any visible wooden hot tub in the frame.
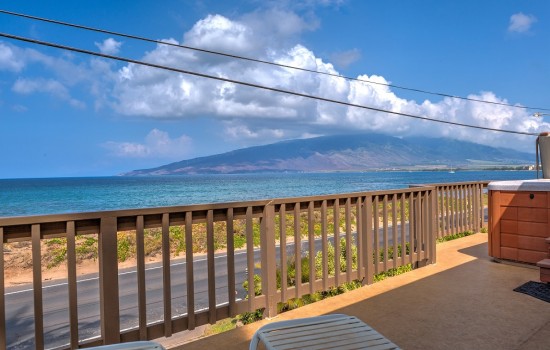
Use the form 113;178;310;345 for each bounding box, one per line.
488;180;550;264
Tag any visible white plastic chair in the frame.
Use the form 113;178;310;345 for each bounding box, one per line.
250;314;400;349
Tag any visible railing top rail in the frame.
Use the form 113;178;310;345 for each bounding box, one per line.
409;180;490;188
0;184;440;227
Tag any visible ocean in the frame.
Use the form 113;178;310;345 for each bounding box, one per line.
0;171;537;218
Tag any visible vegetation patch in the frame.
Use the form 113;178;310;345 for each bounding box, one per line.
436;230;475;243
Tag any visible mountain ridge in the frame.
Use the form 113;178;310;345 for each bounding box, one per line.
122;133;534;175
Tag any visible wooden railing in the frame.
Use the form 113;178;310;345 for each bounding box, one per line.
0;181;488;349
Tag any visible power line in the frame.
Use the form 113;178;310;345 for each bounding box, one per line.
1;9;549;113
0;32;539;137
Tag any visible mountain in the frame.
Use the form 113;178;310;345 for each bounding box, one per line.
122;133;534;175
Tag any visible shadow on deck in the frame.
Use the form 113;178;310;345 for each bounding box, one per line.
158;234;550;350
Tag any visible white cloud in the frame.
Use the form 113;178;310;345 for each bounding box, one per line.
106;11;550;153
0;42;25;72
3;9;546;154
12;78;86;109
330;48;361;68
103;129;192;158
95;38;123;55
508;12;537;33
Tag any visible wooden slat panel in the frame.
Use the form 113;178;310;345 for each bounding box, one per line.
501;206;517;220
517;208;548;223
474;184;480;230
206;210;216;324
517;221;548;237
161;213;172;336
32;224;44;350
308;201;315;295
321;201;328;290
246;207;255;310
400;194;406;266
500;192;547;208
0;227;6;350
226;208;236;317
333;200;340;286
500;219;518;234
279;204;288;302
185;211;195;330
489;191;501;258
136;216;147;340
66;221;79;347
345;198;352;282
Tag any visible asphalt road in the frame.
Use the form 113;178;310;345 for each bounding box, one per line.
6;224;411;349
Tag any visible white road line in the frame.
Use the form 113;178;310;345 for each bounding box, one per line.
5;249;254;296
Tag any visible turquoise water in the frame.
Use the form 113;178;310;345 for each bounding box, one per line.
0;171;536;217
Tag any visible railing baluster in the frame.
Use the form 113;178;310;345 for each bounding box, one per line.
321;200;328;290
161;213;172;336
308;201;315;294
345;198;352;282
31;224;44;350
333;200;340;286
445;186;450;236
66;221;79;347
226;208;236;317
185;211;195;330
136;215;147;340
99;217;120;344
408;193;415;265
382;195;389;271
206;210;216;324
474;184;480;230
280;204;288;302
0;227;6;350
373;196;380;274
261;204;277;317
356;197;363;281
430;189;437;264
246;207;255;310
392;195;398;269
400;194;406;266
293;203;302;298
364;196;373;285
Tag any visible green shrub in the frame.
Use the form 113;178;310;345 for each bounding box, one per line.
437;230;475;243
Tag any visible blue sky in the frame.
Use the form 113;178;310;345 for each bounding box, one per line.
1;0;549;178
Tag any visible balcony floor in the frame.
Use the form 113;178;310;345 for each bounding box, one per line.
159;233;550;350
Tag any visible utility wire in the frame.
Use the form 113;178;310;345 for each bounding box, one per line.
1;9;549;113
0;32;539;137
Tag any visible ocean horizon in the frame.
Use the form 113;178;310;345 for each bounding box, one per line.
0;170;537;218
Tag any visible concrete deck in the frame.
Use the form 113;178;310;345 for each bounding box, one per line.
158;233;550;350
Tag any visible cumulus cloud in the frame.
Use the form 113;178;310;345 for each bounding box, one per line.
103;129;192;158
95;38;123;55
106;10;550;152
508;12;537;33
3;8;547;154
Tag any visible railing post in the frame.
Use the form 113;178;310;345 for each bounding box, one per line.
261;203;278;318
99;217;120;344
